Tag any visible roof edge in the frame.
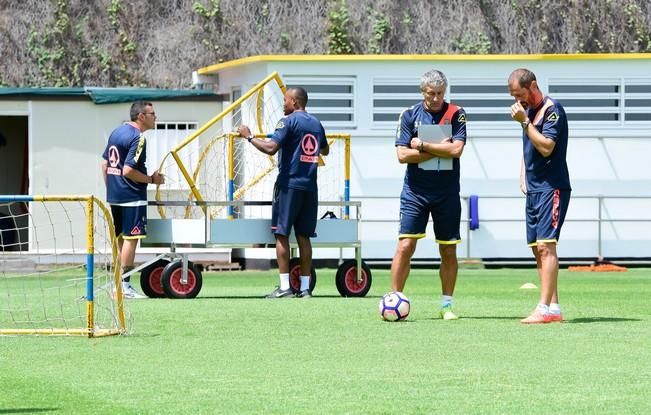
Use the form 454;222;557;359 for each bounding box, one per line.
197;53;651;75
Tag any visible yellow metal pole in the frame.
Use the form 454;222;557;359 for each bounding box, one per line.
92;198;126;333
256;90;264;133
86;197;95;337
228;133;234;219
174;71;284;153
171;150;206;210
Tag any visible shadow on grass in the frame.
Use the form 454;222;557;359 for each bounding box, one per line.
435;316;642;323
121;333;161;338
455;316;522;320
0;409;59;414
198;295;382;299
565;317;642;324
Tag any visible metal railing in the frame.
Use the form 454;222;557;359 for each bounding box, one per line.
357;194;651;260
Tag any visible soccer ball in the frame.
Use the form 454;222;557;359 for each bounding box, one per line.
379;291;410;321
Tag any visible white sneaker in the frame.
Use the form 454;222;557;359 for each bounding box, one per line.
121;283;148;299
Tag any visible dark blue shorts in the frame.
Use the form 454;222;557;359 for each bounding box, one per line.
271;185;318;237
111;204;147;240
526;189;571;246
398;186;461;244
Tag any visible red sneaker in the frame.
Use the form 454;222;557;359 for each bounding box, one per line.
547;313;563;323
520;310;553;324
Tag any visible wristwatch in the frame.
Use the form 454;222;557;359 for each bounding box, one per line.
246;135;254;142
521;119;531;129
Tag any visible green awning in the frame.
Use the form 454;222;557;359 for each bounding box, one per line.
0;87;218;104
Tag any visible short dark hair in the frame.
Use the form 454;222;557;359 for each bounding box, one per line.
509;68;537;89
288;87;308;109
130;100;153;121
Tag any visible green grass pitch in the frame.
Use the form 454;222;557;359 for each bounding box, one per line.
1;268;650;414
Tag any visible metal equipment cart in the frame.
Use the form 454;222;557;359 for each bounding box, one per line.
132;200;372;299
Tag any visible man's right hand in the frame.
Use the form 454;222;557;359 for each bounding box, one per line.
152;170;165;185
511;102;527;123
237;125;252;138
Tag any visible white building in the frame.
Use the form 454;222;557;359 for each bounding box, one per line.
193;54;651;263
0;87;224;260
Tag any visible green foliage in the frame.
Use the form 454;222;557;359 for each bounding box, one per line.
192;0;225;59
107;0;136;56
327;0;353;54
192;0;222;19
107;0;121;28
451;32;492;54
7;0;651;87
104;0;139;85
402;11;413;27
623;2;651;52
26;0;74;86
367;11;390;54
24;0;142;86
280;32;290;50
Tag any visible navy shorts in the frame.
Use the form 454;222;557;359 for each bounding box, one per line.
271;185;318;237
111;204;147;240
526;189;571;246
398;186;461;244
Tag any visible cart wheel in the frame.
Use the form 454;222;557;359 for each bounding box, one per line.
335;259;372;297
139;259;170;298
161;260;203;299
288;257;317;294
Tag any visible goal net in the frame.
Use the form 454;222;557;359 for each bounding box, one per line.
0;195;128;337
154;72;350;221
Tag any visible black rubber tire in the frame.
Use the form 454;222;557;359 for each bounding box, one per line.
139;259;170;298
335;259;372;297
161;260;203;299
288;257;317;294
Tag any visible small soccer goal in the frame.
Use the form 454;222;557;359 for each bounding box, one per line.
0;195;128;337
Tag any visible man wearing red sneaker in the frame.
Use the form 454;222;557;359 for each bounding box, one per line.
508;68;571;324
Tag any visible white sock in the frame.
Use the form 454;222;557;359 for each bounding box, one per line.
549;303;561;314
442;295;453;308
536;303;550;314
300;276;310;291
279;273;290;290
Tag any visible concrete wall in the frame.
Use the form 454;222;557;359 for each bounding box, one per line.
209;56;651;260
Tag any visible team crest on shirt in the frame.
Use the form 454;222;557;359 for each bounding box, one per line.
275;120;285;130
457;113;467;123
299;134;319;163
547;112;559;122
107;146;121;175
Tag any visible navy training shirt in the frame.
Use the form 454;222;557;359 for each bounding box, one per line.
523;96;571;192
270;111;328;192
102;123;148;204
395;102;467;194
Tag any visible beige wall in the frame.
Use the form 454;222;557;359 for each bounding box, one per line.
1;98;222;252
28;99;222;198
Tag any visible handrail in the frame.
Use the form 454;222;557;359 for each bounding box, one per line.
353;194;651;259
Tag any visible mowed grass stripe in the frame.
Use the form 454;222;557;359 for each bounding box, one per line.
0;268;649;414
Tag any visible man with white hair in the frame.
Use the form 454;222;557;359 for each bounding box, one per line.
390;69;467;320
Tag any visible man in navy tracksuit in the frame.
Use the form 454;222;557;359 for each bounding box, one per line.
238;87;329;298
